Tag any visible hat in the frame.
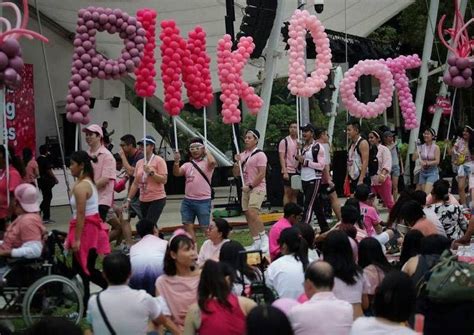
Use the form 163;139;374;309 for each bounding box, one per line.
246;129;260;140
341;204;361;224
14;183;40;213
382;130;395;138
137;135;156;145
300;123;315;132
354;183;371;201
82;124;103;138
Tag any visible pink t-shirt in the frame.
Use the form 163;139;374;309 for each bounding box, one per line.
87;146;116;207
359;202;381;237
0;167;22;219
0;213;45;252
134;154;168;202
24;159;38;184
362;264;385;295
180;159;214;200
240;149;267;192
269;217;292;260
278;136;298;173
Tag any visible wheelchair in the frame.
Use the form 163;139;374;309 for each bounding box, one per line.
0;230;84;327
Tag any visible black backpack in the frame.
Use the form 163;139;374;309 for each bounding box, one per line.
368;145;379;177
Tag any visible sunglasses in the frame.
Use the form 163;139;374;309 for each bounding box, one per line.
189;146;203;151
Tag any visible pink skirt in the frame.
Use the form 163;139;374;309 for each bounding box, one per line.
66;213;110;275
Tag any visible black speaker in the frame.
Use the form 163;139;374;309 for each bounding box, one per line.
235;0;278;58
110;96;121;108
90;97;96;109
332;150;348;197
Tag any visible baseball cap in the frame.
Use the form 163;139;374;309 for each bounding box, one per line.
14;183;40;213
82;124;103;138
300;123;315;132
382;130;395;138
354;183;371;201
137;135;156;145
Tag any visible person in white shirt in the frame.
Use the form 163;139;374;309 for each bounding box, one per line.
289;261;353;335
197;218;231;266
350;271;417;335
266;227;308;299
129;219;168;296
87;252;163;335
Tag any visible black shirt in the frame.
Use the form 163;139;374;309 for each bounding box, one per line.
37;155;55;185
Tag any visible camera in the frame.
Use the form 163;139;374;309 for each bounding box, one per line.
313;0;324;13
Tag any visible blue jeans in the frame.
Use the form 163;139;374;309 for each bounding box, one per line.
419;166;439;185
180;198;212;226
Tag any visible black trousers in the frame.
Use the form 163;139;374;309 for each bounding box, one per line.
39;184;53;220
302;179;329;231
72;248;107;311
140;198;166;227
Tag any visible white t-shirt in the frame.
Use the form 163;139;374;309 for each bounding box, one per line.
87;285;161;335
266;254;305;299
350;317;417;335
423;207;447;237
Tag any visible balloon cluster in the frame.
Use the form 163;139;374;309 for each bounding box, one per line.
443;55;472;88
66;7;146;124
287;9;332;97
438;2;473;89
340;59;394;119
134;8;157;97
384;54;420;129
217;35;263;124
0;39;23;89
0;0;48;90
182;26;213;109
160;20;185;116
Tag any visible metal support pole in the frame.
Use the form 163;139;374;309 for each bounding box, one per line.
404;0;439;178
327;66;343;146
255;0;285;149
431;0;468;132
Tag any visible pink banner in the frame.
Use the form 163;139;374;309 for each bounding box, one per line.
5;63;35;157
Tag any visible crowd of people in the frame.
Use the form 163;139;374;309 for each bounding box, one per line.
0;120;473;335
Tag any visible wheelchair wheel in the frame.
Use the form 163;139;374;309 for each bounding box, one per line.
21;274;84;326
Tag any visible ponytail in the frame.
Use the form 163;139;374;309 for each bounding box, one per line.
70;150;96;181
278;227;309;272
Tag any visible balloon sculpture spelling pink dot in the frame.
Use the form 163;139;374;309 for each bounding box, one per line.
438;1;473;89
66;7;146;124
340;59;394;119
287;9;332;97
134;8;157;98
384;55;421;129
0;0;48;90
217;34;263;124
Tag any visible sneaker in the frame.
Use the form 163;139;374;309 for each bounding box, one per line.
247;238;262;251
259;233;269;254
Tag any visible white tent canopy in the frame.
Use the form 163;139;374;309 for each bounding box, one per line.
31;0;414;102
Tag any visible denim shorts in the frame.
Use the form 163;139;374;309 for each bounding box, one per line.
180;198;212;226
418;166;439;184
457;164;471;178
391;165;401;178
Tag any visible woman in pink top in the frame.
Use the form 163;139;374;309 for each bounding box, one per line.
0;145;24;234
413;128;440;194
173;137;216;240
197;218;231;266
183;260;256;335
155;233;200;333
400;200;438;236
368;130;394;210
22;148;39;186
127;135;167;227
233;129;268;252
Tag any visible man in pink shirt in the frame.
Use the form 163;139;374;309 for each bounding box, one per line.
289;261;353;335
83;124;116;222
173;138;216;240
269;202;303;260
279;121;299;205
233;129;269;252
368;130;394;210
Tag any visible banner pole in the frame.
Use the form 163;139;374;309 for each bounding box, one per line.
232;123;245;186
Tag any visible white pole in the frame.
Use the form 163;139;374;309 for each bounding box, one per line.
328;66;343;146
173;116;179;152
2;88;9;207
74;123;79;152
143;98;147;163
443;88;457;159
296;96;301;142
255;0;285;149
431;0;468;132
404;0;439;177
203;107;208;148
232;124;245;186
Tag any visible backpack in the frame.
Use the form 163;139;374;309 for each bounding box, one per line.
368;145;379;177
